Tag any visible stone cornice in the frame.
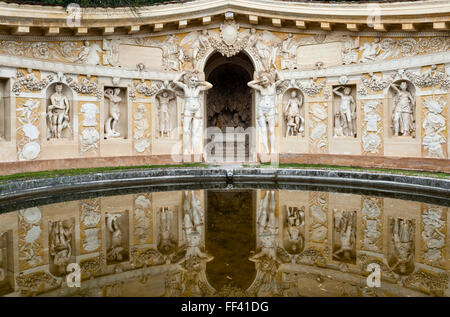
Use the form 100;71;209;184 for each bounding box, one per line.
0;0;449;36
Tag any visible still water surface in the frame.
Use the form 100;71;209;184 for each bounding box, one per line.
0;186;449;297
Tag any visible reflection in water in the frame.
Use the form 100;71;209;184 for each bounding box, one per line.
0;188;449;297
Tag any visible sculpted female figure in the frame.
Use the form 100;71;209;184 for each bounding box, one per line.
283;90;304;137
248;70;284;154
48;84;70;139
173;71;212;155
104;88;121;138
391;82;415;137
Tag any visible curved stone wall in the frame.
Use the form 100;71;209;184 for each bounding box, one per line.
0;0;448;173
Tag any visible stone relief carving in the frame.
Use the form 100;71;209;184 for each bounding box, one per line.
248;69;283;154
134;195;152;245
13;69;54;96
173;70;212;155
133;104;151;153
406;65;450;90
280;33;299;70
18;207;43;270
16;98;41;161
0;40;103;65
332;209;356;263
102;39;120;67
283;89;304;137
80;199;101;253
66;77;102;98
390;81;416;137
80;254;105;279
388;218;415;275
421;206;446;268
362;100;382;154
361;197;382;251
309;193;328;243
181;30;211;71
358;37;450;64
296;78;326;97
47;83;71;139
422;96;446;158
247;29;281;71
49;219;74;276
342;35;359;65
333;85;356;137
309;103;328;153
361;72;394;92
104;88;122;138
80;128;100;154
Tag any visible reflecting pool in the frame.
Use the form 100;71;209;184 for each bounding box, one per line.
0;187;449;297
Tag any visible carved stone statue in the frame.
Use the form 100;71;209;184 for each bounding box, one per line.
333;86;356;137
47;83;70;139
157;91;175;137
283;90;304;137
173;71;212;155
248;69;284;154
104;88;121;138
281;33;298;70
391;82;415;137
158;207;177;255
284;206;304;254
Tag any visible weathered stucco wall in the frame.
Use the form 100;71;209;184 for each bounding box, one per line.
0;0;449;173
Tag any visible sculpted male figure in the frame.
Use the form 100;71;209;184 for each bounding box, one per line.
333;86;356;137
173;71;212;155
283;90;304;137
248;70;284;153
48;84;70;139
391;82;415;136
157;91;174;137
104;88;121;138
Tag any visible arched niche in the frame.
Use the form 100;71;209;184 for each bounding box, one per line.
45;82;74;140
281;88;305;138
388;79;417;138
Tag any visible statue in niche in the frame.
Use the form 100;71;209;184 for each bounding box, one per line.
283;90;304;137
332;210;356;262
104;88;121;138
248;69;284;154
158;207;177;255
47;84;70;139
173;71;212;155
157;91;175;137
49;220;73;275
390;218;414;275
181;191;211;261
106;214;124;262
391;82;415;137
333;86;356;137
284;206;304;254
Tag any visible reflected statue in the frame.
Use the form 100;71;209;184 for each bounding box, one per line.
106;214;124;262
104;88;121;138
49;220;73;275
47;84;70;139
173;71;212;155
158;207;177;255
390;218;414;275
248;70;284;153
333;210;356;262
284;206;305;254
391;82;415;137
